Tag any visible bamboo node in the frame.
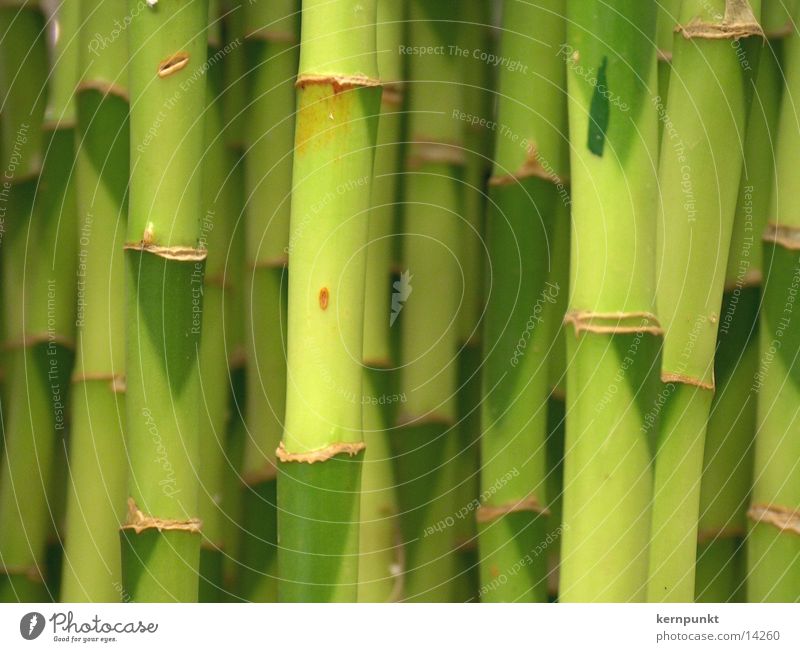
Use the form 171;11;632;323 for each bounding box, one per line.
724;268;762;292
660;371;715;391
71;371;127;394
407;140;466;169
121;497;202;534
475;497;550;524
763;222;800;250
124;241;207;262
158;52;190;79
77;79;130;102
275;440;366;464
381;83;404;107
564;311;663;336
0;564;43;582
748;503;800;536
697;524;745;544
489;144;567;188
295;73;382;92
765;21;794;40
676;0;764;40
241;463;278;486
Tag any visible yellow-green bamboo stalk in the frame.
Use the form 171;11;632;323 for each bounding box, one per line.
121;0;209;602
697;10;784;601
61;0;128;602
748;0;800;603
277;0;381;602
0;0;75;602
452;0;492;603
197;3;239;602
393;0;463;602
478;0;568;603
649;0;762;602
560;0;662;602
238;0;297;602
357;0;404;603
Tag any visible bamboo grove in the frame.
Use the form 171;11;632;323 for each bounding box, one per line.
0;0;798;604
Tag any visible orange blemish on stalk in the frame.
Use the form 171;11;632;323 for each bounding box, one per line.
319;287;329;310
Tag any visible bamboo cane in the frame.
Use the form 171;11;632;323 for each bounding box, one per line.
357;0;404;603
560;0;662;602
748;0;800;603
277;0;380;602
61;0;129;602
478;0;567;603
0;0;76;602
697;22;783;602
237;0;297;602
452;0;492;603
121;0;209;602
197;4;239;601
392;0;463;602
648;0;762;602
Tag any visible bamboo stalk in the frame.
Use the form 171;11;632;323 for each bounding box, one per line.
60;0;129;602
560;0;661;602
238;0;297;602
648;0;762;602
697;23;783;602
197;3;238;602
0;0;74;602
357;0;404;603
392;0;463;602
121;0;209;602
452;0;492;603
656;0;681;102
216;0;248;596
748;0;800;603
277;0;380;602
478;0;567;603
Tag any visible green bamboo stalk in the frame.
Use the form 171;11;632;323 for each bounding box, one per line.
219;162;247;600
544;192;571;602
452;0;492;603
121;0;209;602
0;0;76;602
696;27;783;602
656;0;682;103
238;0;297;602
277;0;380;602
560;0;661;603
197;3;238;602
648;0;762;602
60;0;129;603
748;0;800;603
357;0;404;604
221;0;246;152
477;0;567;603
392;0;463;602
41;0;81;601
216;0;248;597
